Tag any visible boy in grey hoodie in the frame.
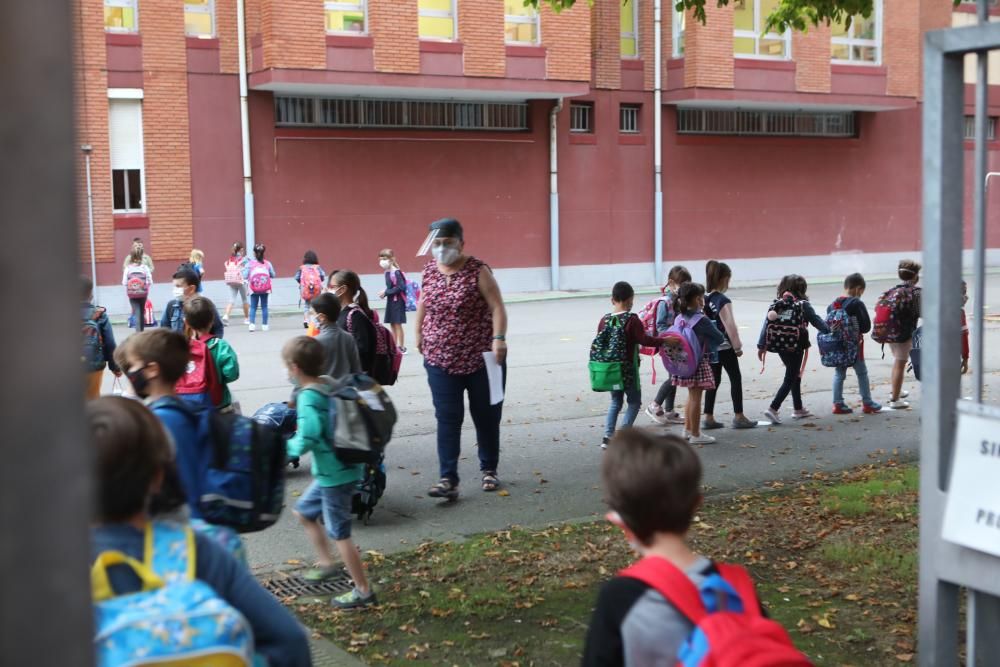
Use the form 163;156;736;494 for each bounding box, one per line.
310;293;362;380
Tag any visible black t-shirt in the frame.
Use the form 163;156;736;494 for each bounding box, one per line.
704;292;733;348
338;305;376;374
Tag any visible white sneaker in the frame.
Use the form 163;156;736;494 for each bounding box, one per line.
262;324;270;332
683;430;691;440
899;390;910;399
645;403;667;425
664;411;686;425
764;408;782;424
248;323;256;332
887;399;910;410
222;316;229;326
688;434;717;445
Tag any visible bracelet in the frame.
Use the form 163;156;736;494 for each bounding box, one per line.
493;335;506;341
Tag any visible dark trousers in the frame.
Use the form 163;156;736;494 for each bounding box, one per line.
425;362;505;485
654;380;677;411
129;297;146;332
704;348;743;415
771;349;805;411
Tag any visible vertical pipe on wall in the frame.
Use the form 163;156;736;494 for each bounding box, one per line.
653;0;663;285
237;0;256;249
972;0;989;404
83;145;98;297
550;99;563;291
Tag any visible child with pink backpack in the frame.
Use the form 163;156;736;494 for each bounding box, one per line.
246;243;276;332
295;250;326;329
642;265;691;426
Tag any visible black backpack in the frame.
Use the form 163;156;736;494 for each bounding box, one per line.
764;296;805;354
352;457;387;525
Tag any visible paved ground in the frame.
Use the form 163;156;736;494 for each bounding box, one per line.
102;276;1000;573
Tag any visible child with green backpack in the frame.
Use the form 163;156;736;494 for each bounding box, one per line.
590;281;667;450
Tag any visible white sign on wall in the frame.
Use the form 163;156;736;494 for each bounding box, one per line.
942;405;1000;557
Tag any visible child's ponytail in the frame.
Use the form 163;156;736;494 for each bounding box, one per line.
705;260;732;293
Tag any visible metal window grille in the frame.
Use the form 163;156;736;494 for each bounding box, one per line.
620;105;640;133
677;108;857;137
274;97;529;131
965;114;998;140
570;103;593;133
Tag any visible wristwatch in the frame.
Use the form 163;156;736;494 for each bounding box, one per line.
493;335;506;341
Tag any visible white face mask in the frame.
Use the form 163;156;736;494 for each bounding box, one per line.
379;259;391;271
432;245;460;266
172;287;185;298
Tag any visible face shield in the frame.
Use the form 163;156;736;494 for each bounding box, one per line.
416;229;440;257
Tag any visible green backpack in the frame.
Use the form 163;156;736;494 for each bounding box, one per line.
589;313;632;392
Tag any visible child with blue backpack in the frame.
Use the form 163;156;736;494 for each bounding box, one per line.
82;276;122;400
826;273;882;415
644;265;691;426
670;282;725;445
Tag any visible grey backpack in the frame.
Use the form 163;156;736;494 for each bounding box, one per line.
328;374;397;465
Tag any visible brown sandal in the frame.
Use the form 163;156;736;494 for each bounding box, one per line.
481;472;499;492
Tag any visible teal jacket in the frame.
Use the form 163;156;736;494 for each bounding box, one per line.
206;337;239;408
286;382;362;488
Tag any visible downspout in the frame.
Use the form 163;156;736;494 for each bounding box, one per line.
550;99;563;291
237;0;256;249
653;0;663;284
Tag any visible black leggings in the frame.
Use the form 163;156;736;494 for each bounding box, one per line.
654;380;677;411
771;349;805;411
129;297;146;332
704;348;743;415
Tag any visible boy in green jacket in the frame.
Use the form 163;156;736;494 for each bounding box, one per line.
184;296;240;412
284;336;375;610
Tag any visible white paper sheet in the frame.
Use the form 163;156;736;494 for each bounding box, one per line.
482;352;505;405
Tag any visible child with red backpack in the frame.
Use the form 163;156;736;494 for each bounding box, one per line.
295;250;326;329
757;275;830;424
822;273;882;415
247;243;276;332
872;260;922;409
669;283;725;445
643;265;691;426
583;430;811;667
184;296;240;412
122;246;153;333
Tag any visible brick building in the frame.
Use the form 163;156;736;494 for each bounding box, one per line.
76;0;995;308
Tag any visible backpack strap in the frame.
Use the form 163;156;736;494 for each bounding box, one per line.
619;556;708;624
145;521;196;585
715;563;762;618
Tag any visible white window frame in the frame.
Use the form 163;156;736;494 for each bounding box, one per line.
619;104;640;133
733;0;791;60
831;0;882;66
184;0;215;38
621;0;639;58
108;96;147;214
104;0;138;33
505;4;540;45
325;0;367;35
418;0;458;42
672;5;685;57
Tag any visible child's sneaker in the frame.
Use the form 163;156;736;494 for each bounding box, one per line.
792;409;815;420
688;433;717;445
887;399;910;410
702;417;724;430
262;324;270;332
601;436;610;450
331;588;376;610
863;402;883;414
222;315;229;326
764;408;782;424
644;403;667;425
664;411;685;424
832;403;853;415
248;323;256;332
899;390;910;399
302;565;341;582
303;322;309;329
731;415;757;429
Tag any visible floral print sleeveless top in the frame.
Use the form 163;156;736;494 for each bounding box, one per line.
421;256;492;375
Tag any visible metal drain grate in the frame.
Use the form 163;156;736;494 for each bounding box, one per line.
262;574;354;599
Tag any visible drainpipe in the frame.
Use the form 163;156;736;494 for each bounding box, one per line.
237;0;256;249
550;99;563;291
81;144;98;297
653;0;663;284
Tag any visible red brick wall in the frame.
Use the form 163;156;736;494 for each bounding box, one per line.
542;2;591;81
793;22;831;93
74;0;113;263
920;0;957;100
884;0;920;97
460;0;505;77
370;0;419;73
261;0;325;69
640;0;654;90
217;0;239;74
591;0;621;89
684;1;733;88
142;1;194;261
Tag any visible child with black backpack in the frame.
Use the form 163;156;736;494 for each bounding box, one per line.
757;275;830;424
582;430;810;667
284;336;376;610
872;260;922;409
82;276;121;399
643;265;691;426
823;273;882;415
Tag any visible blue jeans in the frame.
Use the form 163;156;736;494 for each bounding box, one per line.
833;358;875;406
606;386;642;437
425;363;505;485
294;481;355;540
249;293;269;325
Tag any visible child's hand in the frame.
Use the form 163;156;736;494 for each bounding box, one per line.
961;357;970;374
757;349;765;363
735;348;744;358
378;291;386;299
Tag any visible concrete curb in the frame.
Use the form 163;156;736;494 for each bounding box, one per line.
308;635;368;667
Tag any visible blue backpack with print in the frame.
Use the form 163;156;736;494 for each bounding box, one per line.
82;305;106;372
818;297;861;368
92;521;255;667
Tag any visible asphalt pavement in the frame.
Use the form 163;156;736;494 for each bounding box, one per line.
101;275;1000;573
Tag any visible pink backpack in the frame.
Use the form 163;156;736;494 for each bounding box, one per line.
660;313;705;379
125;267;150;300
637;294;674;357
299;264;322;301
248;261;272;294
622;557;813;667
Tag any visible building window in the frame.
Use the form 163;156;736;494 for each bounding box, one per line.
419;0;456;40
570;103;593;133
274;97;530;131
505;0;539;44
326;0;366;34
673;5;685;56
108;99;145;212
184;0;214;37
620;104;640;133
104;0;138;32
965;115;998;141
677;108;857;138
734;0;790;59
831;1;881;64
621;0;638;57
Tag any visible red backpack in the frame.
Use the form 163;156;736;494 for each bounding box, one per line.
871;285;918;344
175;337;224;407
299;264;323;301
345;305;401;386
621;557;813;667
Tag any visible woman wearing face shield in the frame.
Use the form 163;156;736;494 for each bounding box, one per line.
415;218;508;500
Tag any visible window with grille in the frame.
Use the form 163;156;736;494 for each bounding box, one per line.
185;0;214;37
108;99;145;212
677;109;857;138
831;0;881;64
274;97;529;131
570;103;593;133
105;0;138;32
620;104;640;133
505;0;539;44
326;0;366;34
965;115;998;141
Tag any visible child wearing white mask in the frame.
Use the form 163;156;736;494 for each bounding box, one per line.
377;248;407;353
159;266;225;337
